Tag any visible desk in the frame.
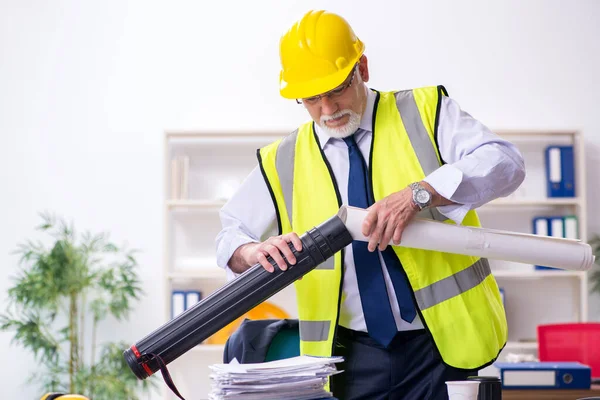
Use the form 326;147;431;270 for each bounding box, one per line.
502;384;600;399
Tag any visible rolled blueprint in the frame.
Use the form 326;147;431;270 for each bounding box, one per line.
338;205;594;271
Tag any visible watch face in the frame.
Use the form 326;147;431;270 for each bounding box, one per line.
416;189;431;204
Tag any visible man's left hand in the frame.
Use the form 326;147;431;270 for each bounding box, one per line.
362;187;419;252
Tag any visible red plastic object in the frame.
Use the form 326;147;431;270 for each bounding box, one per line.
537;323;600;378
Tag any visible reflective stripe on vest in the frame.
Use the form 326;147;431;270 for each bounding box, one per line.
394;89;492;309
395;90;446;222
415;257;491;310
275;129;334;270
275;130;297;226
395;90;441;179
299;320;331;341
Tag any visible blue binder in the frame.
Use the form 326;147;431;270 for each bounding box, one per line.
532;216;549;237
563;215;579;239
533;216;564;270
172;290;203;317
185;290;202;310
495;362;591;389
545;145;575;197
533;217;551;270
171;290;186;319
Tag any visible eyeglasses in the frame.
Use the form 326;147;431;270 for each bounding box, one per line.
296;65;358;105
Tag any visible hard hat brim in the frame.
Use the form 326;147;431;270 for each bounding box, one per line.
279;58;360;100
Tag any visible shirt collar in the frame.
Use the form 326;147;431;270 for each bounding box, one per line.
313;85;377;149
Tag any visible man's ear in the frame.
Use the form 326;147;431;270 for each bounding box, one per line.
358;54;369;83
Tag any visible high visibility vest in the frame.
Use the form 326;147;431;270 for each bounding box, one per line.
258;86;507;370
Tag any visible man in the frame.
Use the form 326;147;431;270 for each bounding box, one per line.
216;9;525;400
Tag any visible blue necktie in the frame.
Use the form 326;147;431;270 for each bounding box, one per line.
343;133;417;348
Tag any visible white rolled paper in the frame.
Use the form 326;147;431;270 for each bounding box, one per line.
337;205;595;271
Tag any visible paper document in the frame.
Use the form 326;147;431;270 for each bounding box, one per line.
208;355;343;400
338;205;594;271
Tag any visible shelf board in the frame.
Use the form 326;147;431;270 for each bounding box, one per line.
165;131;284;145
166;131;285;138
168;268;226;280
192;344;225;353
166;199;226;209
494;130;577;140
492;270;585;278
495;130;576;135
505;341;538;350
485;198;580;207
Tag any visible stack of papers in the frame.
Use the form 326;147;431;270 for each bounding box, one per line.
208;355;344;400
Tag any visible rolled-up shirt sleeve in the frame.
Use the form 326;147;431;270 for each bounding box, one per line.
215;165;278;280
423;96;526;224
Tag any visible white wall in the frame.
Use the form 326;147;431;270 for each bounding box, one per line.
1;1;599;399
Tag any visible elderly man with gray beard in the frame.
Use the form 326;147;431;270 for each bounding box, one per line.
215;9;525;400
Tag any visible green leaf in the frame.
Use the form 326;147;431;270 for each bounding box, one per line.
36;211;57;231
28;362;69;393
89;298;108;321
589;235;600;296
103;242;119;253
85;341;158;400
0;312;61;365
58;325;71;344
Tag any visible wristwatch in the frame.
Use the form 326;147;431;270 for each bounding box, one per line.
409;182;432;210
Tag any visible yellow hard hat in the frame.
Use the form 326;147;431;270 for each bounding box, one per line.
279;10;365;99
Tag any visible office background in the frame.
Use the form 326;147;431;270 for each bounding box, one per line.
1;1;599;399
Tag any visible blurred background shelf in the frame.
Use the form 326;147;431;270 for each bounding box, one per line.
505;341;538;351
192;344;226;353
167;199;227;209
492;270;586;278
477;130;588;378
162;130;292;399
168;269;226;280
163;129;589;396
485;198;582;207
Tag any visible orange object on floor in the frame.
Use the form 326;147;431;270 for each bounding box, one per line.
205;301;290;345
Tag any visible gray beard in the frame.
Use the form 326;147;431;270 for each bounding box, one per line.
319;109;362;138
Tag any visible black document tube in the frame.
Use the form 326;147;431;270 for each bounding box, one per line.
124;213;352;380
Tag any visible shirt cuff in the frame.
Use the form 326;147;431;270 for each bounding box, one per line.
423;164;463;200
423;164;471;225
216;232;258;270
225;267;241;281
436;203;471;225
220;233;259;281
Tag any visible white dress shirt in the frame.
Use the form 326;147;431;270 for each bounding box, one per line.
215;85;526;332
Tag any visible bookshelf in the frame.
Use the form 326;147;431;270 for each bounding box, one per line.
477;130;588;370
162;131;288;400
161;129;588;398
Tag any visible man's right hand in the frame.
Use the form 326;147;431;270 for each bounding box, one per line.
235;233;303;273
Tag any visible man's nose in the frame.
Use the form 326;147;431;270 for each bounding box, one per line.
320;96;337;115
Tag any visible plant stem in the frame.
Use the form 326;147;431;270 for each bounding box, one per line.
40;323;69;361
89;316;98;398
79;291;86;370
69;291;78;393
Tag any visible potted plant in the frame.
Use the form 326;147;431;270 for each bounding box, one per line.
0;212;157;399
591;235;600;298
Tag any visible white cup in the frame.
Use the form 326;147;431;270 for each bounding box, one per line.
445;380;480;400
